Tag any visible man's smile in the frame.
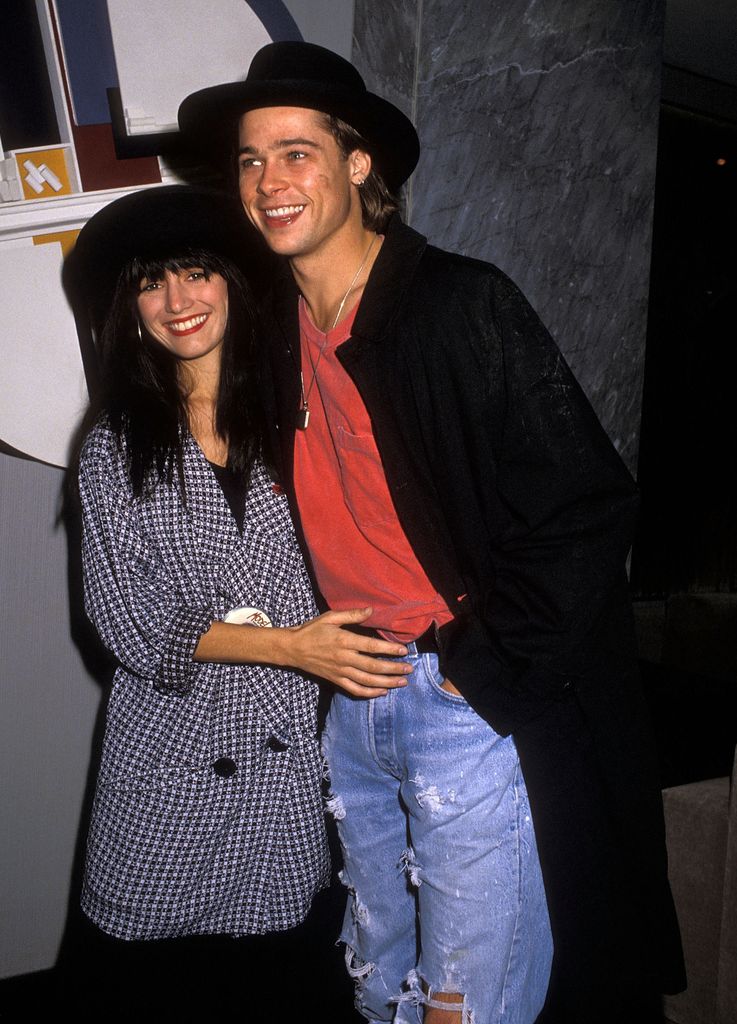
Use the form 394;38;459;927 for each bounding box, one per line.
263;205;306;225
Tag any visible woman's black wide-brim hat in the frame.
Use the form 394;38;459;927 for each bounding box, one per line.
178;42;420;192
66;185;263;318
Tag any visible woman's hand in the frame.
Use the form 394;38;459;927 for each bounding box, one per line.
194;607;412;698
280;607;412;698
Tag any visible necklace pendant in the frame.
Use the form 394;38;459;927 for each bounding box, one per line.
296;406;310;430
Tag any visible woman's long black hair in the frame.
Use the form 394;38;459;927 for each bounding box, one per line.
93;248;264;497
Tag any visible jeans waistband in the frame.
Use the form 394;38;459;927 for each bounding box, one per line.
345;623;439;655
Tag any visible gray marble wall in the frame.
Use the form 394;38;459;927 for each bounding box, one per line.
353;0;664;472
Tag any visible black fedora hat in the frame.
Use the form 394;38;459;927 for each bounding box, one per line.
178;42;420;192
66;185;263;317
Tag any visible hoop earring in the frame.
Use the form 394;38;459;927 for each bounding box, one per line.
137;319;143;343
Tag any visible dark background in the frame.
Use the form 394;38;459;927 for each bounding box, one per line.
634;105;737;596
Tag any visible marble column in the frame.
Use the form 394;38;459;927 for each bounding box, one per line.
353;0;664;472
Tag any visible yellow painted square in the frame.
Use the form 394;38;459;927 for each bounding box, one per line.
15;147;73;201
33;230;80;259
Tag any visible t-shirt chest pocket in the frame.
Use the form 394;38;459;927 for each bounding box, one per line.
335;425;396;530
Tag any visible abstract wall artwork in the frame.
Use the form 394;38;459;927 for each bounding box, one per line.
0;0;301;467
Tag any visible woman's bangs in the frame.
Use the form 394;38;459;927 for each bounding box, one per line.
126;250;226;287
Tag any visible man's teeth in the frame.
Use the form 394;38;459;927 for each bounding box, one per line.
264;205;305;218
168;314;208;332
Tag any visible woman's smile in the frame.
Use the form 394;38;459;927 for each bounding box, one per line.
165;312;211;336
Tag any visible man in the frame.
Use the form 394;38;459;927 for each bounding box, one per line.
179;42;684;1023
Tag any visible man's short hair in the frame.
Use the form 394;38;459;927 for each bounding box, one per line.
321;114;399;233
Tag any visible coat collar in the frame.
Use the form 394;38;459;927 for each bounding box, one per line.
352;214;427;342
269;214;428;349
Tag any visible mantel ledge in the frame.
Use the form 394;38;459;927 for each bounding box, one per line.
0;185;160;242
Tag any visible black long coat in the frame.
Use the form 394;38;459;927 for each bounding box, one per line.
264;215;685;1022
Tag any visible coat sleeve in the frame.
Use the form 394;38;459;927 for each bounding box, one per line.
78;427;215;694
437;267;640;733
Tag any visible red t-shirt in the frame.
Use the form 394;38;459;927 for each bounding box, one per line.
293;296;452;641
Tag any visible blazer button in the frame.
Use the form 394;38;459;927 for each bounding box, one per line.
212;757;237;778
266;736;288;753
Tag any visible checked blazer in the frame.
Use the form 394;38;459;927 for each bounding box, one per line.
78;420;329;940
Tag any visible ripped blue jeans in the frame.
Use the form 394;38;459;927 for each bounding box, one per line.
322;648;553;1023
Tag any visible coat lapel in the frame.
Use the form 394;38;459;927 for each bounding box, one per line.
351;215;427;345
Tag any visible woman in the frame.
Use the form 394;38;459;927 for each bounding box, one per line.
68;186;408;1008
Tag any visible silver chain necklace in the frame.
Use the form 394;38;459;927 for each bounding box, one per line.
296;234;378;430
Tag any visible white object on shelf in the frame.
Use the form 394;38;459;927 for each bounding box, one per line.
24;173;45;195
38;164;64;192
23;160;46;186
0;159;22;203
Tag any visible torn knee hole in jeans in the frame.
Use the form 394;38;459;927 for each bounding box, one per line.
394;969;475;1023
351;894;370;927
338;869;371;929
338;873;375;988
344;944;375;981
